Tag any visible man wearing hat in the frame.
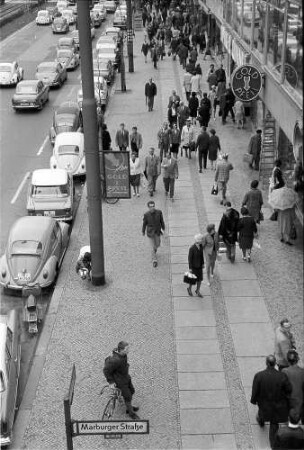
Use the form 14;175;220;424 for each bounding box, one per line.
214;153;233;204
187;234;205;297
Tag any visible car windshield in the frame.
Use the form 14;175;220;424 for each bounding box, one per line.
38;65;56;73
0;65;12;72
11;240;43;255
54;18;63;23
31;185;69;197
58;145;79;154
98;48;114;54
57;50;71;58
16;84;37;94
56;113;74;125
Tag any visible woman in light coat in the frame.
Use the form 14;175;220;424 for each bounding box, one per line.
129;152;142;197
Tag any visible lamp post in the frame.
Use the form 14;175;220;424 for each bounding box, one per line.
126;0;134;72
77;0;105;285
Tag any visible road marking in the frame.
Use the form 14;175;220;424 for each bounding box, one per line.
37;135;49;156
11;171;30;204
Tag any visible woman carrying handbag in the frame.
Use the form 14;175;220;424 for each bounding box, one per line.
187;234;205;297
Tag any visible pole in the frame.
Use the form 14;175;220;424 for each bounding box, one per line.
64;398;73;450
77;0;105;285
119;33;126;91
126;0;134;72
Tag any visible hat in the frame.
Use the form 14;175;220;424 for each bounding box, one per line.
194;233;203;243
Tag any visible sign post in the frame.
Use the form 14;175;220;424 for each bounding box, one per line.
64;364;76;450
103;151;131;199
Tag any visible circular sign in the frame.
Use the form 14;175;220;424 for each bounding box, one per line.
274;63;298;88
231;65;263;102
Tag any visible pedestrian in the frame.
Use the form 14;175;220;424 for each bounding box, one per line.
190;70;202;98
167;102;178;128
188;91;199;125
169;123;181;156
218;90;227;124
103;341;139;419
214;153;233;204
242;180;264;224
215;63;226;84
218;201;239;263
161;151;179;201
170;35;179;60
144;147;161;197
202;224;219;286
233;99;245;129
145;77;157;112
208;85;218;120
183;70;192;101
198;31;206;54
222;84;235;124
248;129;262;170
250;355;292;449
282;350;304;420
237;206;257;262
181;118;195;159
130;126;143;157
157;122;171;162
273;410;304;449
196;126;210;172
177;41;188;68
142;200;165;267
275;188;297;245
151;44;158;68
207;64;218;91
177;101;190;130
129;152;142;197
167;90;181;108
141;37;150;63
101;123;111;150
189;46;198;63
115;123;129;151
208;129;221;170
187;234;205;297
269;159;286;221
198;92;211;127
274;318;297;371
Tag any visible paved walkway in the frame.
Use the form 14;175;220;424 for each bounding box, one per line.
13;26;303;450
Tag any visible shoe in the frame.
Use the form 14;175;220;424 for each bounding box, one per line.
242;256;246;261
247;255;251;262
199;169;202;173
187;287;193;296
133;192;136;196
137;193;140;197
149;192;153;197
153;261;158;267
206;281;211;286
196;292;203;298
165;191;168;196
285;241;293;246
256;415;265;428
211;273;214;278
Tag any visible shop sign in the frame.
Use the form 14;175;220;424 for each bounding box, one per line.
231;64;263;102
103;151;131;199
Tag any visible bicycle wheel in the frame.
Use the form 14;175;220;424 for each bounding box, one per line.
102;398;116;420
105;197;119;204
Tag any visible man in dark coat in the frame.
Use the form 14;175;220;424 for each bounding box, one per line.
115;123;129;150
248;129;262;171
145;78;157;111
251;355;292;449
103;341;139;419
215;63;226;83
198;92;211;127
282;350;304;420
177;42;188;69
223;84;235;124
142;200;165;267
196;126;210;172
273;410;304;449
187;234;204;297
218;201;239;262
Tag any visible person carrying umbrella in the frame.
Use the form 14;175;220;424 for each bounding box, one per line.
268;186;298;245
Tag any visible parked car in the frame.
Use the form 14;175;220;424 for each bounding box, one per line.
50;132;86;177
0;216;69;290
0;310;21;447
104;0;116;12
96;44;119;67
61;9;75;24
35;62;67;88
49;101;82;144
105;26;121;39
52;16;69;33
56;48;80;70
27;169;74;222
92;4;106;20
90;10;102;27
0;61;23;87
12;80;49;111
57;36;78;52
113;10;126;28
70;30;80;49
56;0;68;12
77;75;108;111
96;34;118;47
93;57;115;84
35;9;52;25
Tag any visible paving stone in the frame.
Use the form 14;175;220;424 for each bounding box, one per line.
231;323;274;356
175;310;216;327
178;372;226;391
171;254;190;264
179;390;229;409
251;424;271;449
237;356;266;387
218;263;257;280
169;227;198;237
177;354;223;372
177;340;220;355
173;297;213;310
176;326;217;341
170;237;197;247
221;279;263;297
244;386;260;425
171;263;189;274
182;434;237;449
172;283;211;297
170;247;190;256
225;297;271;323
180;408;233;434
169;219;199;228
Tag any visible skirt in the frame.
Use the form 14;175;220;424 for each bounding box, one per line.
191;267;203;282
130;174;141;187
171;143;180;154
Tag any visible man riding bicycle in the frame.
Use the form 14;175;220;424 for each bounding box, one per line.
103;341;139;419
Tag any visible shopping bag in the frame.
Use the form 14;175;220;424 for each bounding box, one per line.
211;183;218;195
253;239;261;249
183;272;197;285
218;241;227;253
243;153;253;164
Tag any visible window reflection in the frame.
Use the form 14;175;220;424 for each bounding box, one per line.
284;2;302;94
267;5;285;68
224;0;233;24
232;0;243;35
254;0;267;57
243;0;257;46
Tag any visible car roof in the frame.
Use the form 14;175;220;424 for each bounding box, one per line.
59;37;74;43
106;27;120;33
9;216;56;243
18;80;39;86
38;61;57;68
55;101;79;114
54;131;84;145
57;48;73;54
0;62;14;67
32;169;68;186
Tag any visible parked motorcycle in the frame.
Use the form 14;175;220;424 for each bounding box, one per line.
22;285;43;335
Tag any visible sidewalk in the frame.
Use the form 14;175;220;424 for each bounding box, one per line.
13;28;303;450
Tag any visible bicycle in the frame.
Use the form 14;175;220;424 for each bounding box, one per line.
100;176;119;204
100;384;124;420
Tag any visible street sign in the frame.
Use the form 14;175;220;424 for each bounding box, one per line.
231;64;262;102
73;420;149;436
103;151;131;199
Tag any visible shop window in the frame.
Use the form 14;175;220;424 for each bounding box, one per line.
253;0;267;58
224;0;233;25
243;0;256;46
267;5;285;69
283;2;303;96
232;0;243;36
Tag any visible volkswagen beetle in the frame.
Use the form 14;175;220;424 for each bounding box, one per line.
50;132;86;177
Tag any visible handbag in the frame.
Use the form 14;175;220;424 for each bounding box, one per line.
211;183;218;195
243;153;253;164
183;271;197;285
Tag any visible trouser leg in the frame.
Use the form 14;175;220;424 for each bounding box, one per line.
198;150;203;170
230;243;236;262
269;423;279;449
163;177;170;194
147;175;154;194
152;175;157;191
169;178;175;198
203;152;207;169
